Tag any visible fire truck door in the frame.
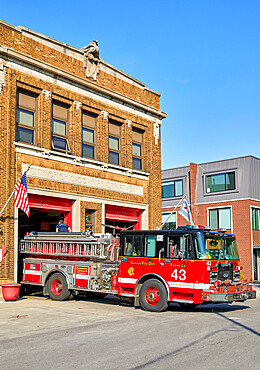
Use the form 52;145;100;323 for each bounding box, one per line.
165;234;196;301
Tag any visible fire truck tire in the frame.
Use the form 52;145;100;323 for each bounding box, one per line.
47;273;71;301
139;279;168;312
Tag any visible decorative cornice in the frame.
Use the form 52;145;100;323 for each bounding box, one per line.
0;45;167;120
42;90;52;100
73;101;82;110
125;119;132;128
101;111;109;119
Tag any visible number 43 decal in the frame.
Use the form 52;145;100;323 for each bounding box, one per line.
171;269;186;280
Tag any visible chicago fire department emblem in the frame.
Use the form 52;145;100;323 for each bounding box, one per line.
128;267;134;276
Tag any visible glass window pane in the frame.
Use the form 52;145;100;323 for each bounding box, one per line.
52;119;66;136
219;208;231;229
209;209;218;230
124;235;142;256
109;136;119;150
52;136;68;151
252;208;256;230
162;182;174;198
82;128;94;143
132;143;141;156
109;151;119;165
162;213;176;230
133;157;141;170
206;174;225;193
16;126;34;144
254;209;260;230
226;172;235;190
17;108;34;127
175;180;183;196
82;144;94;159
162;213;176;223
144;236;156;257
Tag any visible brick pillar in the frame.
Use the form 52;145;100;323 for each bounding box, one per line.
100;111;109;163
40;90;52;150
72;101;82;157
147;120;162;229
125;119;132;169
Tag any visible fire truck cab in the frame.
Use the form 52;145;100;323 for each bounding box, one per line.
118;226;256;311
19;226;256;312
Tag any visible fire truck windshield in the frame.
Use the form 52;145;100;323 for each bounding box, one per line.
195;232;239;260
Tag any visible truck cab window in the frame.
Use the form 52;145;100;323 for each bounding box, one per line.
168;234;195;259
144;235;156;257
124;234;142;257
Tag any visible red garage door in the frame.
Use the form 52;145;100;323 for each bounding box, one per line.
28;194;73;227
105;205;142;230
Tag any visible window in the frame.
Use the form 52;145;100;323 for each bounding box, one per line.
85;210;94;232
109;121;121;165
162;213;176;230
162;180;183;198
144;235;156;257
132;128;143;170
82;112;97;159
252;208;260;230
206;172;235;193
52;102;69;152
209;208;231;230
124;234;142;256
16;91;37;145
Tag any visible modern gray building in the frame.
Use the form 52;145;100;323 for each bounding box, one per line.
162;155;260;282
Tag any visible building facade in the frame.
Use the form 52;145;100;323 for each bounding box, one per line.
0;20;166;283
162;156;260;282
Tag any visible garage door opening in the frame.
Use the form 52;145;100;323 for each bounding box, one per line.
105;205;142;233
18;209;65;239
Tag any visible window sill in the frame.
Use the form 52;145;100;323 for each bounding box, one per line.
204;189;239;197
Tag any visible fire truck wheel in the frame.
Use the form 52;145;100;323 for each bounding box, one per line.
47;273;71;301
139;279;168;312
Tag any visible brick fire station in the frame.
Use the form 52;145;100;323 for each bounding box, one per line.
0;20;166;283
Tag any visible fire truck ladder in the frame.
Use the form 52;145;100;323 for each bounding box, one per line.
19;232;112;259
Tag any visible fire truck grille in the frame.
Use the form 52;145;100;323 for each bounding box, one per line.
218;263;233;281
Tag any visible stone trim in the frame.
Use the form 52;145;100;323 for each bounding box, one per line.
15;141;150;180
0;45;166;120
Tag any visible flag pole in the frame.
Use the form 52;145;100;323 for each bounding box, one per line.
0;164;31;218
159;193;187;230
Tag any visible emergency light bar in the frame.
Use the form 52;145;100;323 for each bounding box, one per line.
218;228;227;232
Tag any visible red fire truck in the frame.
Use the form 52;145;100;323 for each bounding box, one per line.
19;225;256;312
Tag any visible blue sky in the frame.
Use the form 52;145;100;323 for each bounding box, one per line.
2;0;260;169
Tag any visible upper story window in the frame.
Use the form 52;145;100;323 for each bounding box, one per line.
209;207;231;231
162;213;176;230
132;128;143;170
162;180;183;198
52;102;70;152
16;91;37;145
252;208;260;230
206;172;235;193
82;112;97;159
109;120;121;165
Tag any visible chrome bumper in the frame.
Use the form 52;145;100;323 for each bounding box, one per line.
202;290;256;303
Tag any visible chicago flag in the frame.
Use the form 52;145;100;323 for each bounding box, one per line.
178;199;193;224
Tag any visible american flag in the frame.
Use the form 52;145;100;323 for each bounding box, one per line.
14;172;30;217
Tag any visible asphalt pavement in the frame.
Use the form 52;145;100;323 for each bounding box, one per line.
0;286;260;370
